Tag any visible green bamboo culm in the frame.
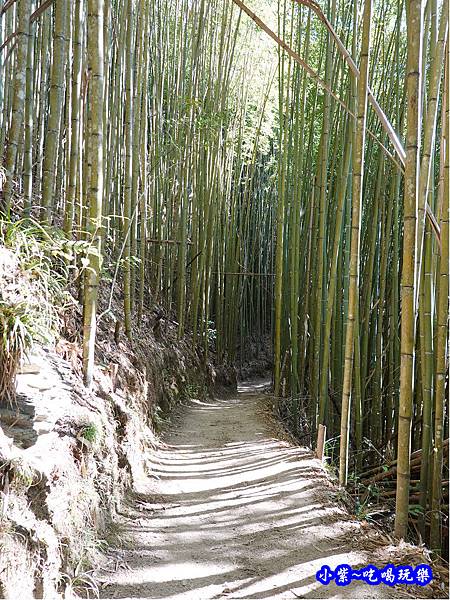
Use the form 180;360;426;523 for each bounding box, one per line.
339;0;372;488
395;0;423;540
2;0;31;215
82;0;104;387
40;0;68;223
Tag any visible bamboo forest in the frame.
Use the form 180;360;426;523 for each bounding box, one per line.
0;0;448;598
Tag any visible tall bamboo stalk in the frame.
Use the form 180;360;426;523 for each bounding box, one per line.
395;0;423;540
2;0;31;213
82;0;104;386
41;0;68;222
339;0;372;487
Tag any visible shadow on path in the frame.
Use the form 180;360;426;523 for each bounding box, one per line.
100;382;404;600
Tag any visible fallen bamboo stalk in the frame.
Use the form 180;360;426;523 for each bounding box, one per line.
360;438;449;480
362;455;423;485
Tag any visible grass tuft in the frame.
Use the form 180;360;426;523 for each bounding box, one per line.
0;216;82;405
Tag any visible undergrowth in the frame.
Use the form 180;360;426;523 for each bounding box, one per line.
0;215;84;404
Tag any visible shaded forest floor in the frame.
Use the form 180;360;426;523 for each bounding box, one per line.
98;381;434;600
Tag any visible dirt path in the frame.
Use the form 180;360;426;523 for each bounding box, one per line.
100;382;406;599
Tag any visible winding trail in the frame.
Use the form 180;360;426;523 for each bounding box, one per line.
100;381;404;599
